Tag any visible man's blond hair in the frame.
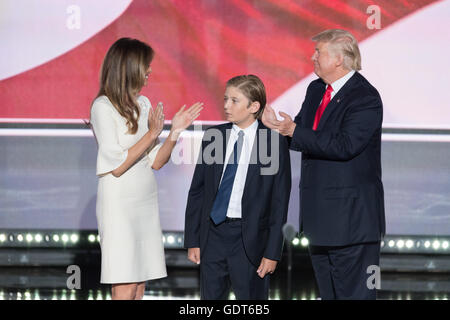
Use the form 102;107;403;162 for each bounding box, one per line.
312;29;362;71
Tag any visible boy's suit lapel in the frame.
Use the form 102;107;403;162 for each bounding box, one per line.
242;120;264;201
213;123;232;193
212;120;265;212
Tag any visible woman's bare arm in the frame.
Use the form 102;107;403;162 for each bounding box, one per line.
112;104;164;177
151;102;203;170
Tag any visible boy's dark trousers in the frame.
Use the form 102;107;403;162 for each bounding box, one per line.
200;218;270;300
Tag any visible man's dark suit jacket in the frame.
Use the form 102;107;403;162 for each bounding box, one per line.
289;71;385;247
184;120;292;267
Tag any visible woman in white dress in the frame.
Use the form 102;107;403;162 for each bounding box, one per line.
89;38;203;300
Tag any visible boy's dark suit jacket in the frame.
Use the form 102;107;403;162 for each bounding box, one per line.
289;71;385;246
184;120;292;267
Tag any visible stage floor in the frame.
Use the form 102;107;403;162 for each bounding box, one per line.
0;266;449;300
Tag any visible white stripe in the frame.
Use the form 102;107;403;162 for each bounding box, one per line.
0;129;93;137
382;123;450;130
0;118;89;124
0;118;227;125
381;134;450;142
2;128;450;142
0;129;206;138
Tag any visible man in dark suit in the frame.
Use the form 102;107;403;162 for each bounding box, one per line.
263;29;385;299
184;75;291;300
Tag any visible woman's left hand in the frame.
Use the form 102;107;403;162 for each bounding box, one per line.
171;102;203;133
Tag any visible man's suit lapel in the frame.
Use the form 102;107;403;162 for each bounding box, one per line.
306;82;326;128
316;72;360;131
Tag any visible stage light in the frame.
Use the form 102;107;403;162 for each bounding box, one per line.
70;234;79;243
0;234;6;242
292;238;300;246
88;234;96;243
433;240;440;250
162;236;166;244
405;240;414;248
96;290;103;300
300;237;309;247
97;235;101;242
61;234;69;243
34;289;40;301
26;234;33;242
274;290;281;300
442;241;449;250
17;234;24;242
167;235;175;244
396;240;405;249
388;240;395;248
424;241;431;248
53;234;60;242
380;241;385;248
35;234;42;243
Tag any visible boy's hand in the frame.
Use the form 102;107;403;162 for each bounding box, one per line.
257;257;278;278
187;247;201;265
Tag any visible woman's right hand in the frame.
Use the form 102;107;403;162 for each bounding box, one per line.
171;102;204;133
148;102;164;138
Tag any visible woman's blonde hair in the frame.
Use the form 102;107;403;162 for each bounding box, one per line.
312;29;362;71
96;38;154;134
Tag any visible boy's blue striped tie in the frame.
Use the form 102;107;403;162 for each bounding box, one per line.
210;130;244;225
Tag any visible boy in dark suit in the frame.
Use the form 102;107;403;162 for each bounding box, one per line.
184;75;291;300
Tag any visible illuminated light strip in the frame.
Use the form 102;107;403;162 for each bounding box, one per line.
1;231;449;253
380;236;450;254
2;289;332;300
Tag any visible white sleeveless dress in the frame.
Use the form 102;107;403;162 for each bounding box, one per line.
90;95;167;284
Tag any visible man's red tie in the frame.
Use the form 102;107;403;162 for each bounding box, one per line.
312;85;333;130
